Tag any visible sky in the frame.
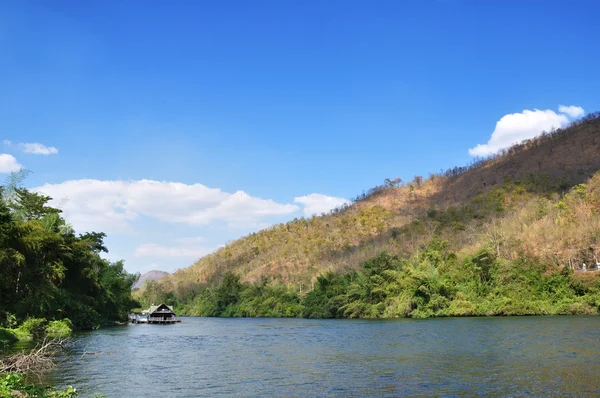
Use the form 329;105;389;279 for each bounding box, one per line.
1;0;599;274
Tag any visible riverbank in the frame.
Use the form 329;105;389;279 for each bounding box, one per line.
0;319;73;346
0;336;82;397
0;374;78;398
171;249;600;319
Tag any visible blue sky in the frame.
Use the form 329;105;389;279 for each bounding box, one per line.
2;0;599;274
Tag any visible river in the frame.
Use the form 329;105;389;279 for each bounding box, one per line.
47;316;600;397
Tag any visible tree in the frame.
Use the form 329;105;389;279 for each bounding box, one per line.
0;179;138;329
80;232;108;253
10;188;61;221
384;177;402;188
413;176;423;187
215;272;242;313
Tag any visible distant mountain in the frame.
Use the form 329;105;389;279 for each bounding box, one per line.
133;270;169;289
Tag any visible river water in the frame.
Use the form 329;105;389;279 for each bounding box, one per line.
48;316;600;397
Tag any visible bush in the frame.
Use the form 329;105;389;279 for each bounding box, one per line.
63;302;102;330
45;319;73;338
0;373;78;398
0;327;18;345
15;318;48;340
1;318;73;343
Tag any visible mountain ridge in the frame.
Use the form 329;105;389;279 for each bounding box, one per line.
154;112;600;300
133;270;169;290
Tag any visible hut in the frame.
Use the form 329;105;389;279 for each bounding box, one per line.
147;303;180;324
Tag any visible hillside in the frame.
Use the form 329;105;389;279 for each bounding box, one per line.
133;270;169;289
153;113;600;306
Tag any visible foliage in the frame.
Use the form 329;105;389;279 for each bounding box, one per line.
151;113;600;295
0;373;77;398
174;237;600;319
173;273;303;318
0;181;139;331
0;329;17;345
135;280;178;310
160;167;600;319
1;318;73;342
45;320;72;338
14;319;48;341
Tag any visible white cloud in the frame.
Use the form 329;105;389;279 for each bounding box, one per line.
31;178;355;269
294;193;350;217
558;105;585;119
0;154;22;173
133;243;218;259
33;179;300;233
3;140;58;155
22;143;59;155
468;105;585;157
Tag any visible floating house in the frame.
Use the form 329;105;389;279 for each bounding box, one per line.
148;303;180;324
130;303;180;324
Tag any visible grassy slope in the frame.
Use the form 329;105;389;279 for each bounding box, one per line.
158;113;600;298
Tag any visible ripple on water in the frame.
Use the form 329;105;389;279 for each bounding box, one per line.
44;316;600;397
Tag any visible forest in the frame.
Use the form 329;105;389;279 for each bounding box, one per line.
0;172;138;343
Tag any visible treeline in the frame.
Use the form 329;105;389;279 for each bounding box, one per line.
0;173;138;331
146;244;599;319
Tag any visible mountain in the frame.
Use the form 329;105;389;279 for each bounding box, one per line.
155;112;600;303
133;270;169;289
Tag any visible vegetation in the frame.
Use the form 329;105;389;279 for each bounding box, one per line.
13;319;50;341
44;320;73;339
0;330;17;346
138;113;600;318
0;339;87;397
0;173;139;332
0;374;77;398
158;241;599;319
0;176;133;396
153;113;600;300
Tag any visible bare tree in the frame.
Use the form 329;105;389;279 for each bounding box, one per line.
484;219;505;258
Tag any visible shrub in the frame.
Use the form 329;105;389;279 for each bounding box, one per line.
0;327;18;345
15;318;48;340
45;319;73;338
0;373;78;398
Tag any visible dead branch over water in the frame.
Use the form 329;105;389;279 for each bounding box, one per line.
0;338;72;375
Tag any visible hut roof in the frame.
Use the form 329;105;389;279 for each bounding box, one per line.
148;303;175;314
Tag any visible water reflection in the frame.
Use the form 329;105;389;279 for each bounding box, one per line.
45;316;600;397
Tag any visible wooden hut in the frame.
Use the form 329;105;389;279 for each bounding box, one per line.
147;303;180;324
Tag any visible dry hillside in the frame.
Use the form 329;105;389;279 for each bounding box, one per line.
158;112;600;297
